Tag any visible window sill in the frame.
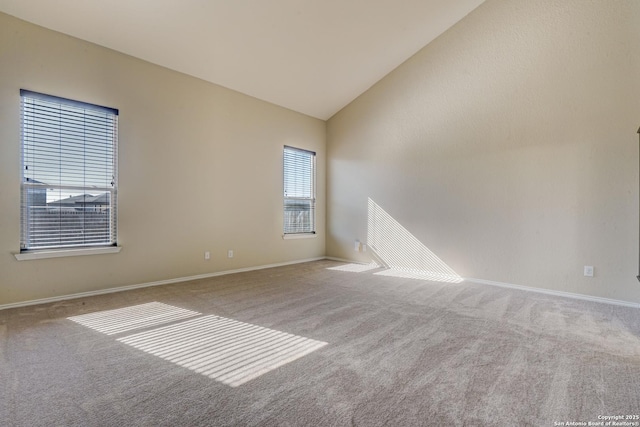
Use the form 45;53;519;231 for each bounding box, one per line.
14;246;121;261
282;233;317;240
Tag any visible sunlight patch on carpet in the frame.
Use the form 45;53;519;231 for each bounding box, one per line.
327;263;379;273
68;302;201;335
117;315;328;387
375;267;464;283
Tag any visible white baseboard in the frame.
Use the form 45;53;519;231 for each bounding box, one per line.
0;257;326;311
323;256;640;309
3;257;638;311
463;277;640;309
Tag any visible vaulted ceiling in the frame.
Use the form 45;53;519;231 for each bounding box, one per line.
0;0;485;119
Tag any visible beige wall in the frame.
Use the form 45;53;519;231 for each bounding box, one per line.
3;1;639;307
327;0;640;303
0;13;325;306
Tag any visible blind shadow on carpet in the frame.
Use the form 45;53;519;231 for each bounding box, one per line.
68;302;328;387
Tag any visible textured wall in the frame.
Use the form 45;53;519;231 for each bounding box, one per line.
327;0;640;302
0;13;325;306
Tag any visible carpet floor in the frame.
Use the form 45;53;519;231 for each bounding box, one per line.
1;260;639;426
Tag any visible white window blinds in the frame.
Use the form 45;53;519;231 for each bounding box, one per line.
283;146;316;234
20;89;118;251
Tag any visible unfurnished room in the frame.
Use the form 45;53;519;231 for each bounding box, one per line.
1;1;639;426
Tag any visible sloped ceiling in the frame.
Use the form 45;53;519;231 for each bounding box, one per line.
0;0;485;119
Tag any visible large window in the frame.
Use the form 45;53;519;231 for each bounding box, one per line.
283;146;316;235
20;90;118;251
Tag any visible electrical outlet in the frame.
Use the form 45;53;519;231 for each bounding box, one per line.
355;240;360;252
228;250;234;258
584;266;594;277
204;251;210;260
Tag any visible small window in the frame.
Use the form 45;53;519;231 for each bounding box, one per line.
283;146;316;234
20;90;118;251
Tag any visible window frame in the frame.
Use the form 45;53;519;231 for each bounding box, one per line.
283;145;316;236
18;89;119;255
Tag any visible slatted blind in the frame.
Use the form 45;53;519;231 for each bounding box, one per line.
283;146;316;234
20;89;118;250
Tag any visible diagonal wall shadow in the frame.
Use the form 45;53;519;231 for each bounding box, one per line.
367;198;462;283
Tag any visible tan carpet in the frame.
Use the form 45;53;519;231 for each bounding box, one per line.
1;260;639;426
